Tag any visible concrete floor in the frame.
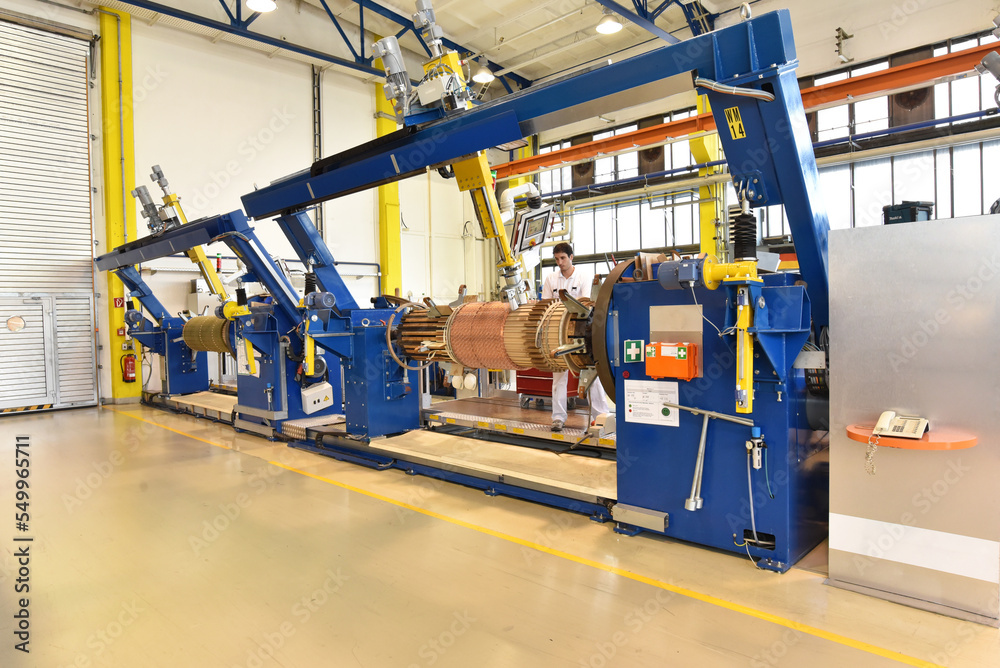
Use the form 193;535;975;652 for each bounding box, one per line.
0;405;998;667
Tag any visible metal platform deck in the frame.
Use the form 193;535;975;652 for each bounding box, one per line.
422;396;617;450
148;391;238;423
323;428;617;504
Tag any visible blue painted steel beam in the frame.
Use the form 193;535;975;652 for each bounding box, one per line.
113;0;383;77
318;0;362;63
241;10;830;327
242;12;795;218
275;211;360;310
217;0;235;24
114;265;171;324
594;0;679;44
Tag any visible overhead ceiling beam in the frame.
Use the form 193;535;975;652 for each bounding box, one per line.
593;0;679;44
113;0;384;76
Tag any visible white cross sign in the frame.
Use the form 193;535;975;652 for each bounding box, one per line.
624;340;644;363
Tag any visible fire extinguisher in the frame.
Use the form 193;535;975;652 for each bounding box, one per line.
121;354;136;383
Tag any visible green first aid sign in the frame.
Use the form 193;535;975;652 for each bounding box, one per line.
624;340;645;363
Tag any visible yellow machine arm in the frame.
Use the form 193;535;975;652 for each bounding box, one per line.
451;152;518;269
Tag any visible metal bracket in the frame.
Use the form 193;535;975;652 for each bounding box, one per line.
559;289;593;317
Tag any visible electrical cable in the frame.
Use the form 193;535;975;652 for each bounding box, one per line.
745;450;763;569
690;285;734;337
385;303;436;372
694;76;775;102
764;446;775;499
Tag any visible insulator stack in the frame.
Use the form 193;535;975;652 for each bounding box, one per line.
446;302;520;370
397;309;451;362
503;301;551;369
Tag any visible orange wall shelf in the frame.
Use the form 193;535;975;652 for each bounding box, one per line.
846;424;977;451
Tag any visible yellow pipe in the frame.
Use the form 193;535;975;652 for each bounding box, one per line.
100;7;140;399
689;96;725;258
374;37;402;297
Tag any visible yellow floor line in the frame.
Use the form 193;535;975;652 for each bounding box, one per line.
104;405;232;450
116;406;940;668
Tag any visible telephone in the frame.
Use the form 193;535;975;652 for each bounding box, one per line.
873;411;929;439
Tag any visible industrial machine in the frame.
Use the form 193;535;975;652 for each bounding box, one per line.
98;4;831;571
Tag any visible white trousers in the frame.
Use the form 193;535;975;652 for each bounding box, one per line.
552;371;615;422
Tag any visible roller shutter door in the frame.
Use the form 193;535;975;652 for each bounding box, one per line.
0;20;96;411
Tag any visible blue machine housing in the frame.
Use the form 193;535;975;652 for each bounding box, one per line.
609;269;828;571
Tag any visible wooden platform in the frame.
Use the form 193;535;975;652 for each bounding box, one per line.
423;396;615;450
154;391;238;422
365;429;617;502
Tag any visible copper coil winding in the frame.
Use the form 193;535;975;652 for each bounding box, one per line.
502;301;551;369
445;301;520;370
536;300;570;372
398;309;452;362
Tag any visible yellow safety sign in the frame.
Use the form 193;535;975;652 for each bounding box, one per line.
724;106;747;140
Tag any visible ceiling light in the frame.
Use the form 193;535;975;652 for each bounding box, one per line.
247;0;277;13
596;8;622;35
472;57;495;84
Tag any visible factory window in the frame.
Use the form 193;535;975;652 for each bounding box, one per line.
810;29;999;226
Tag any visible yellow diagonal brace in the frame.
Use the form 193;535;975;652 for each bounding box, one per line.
161;191;228;300
689;96;725;258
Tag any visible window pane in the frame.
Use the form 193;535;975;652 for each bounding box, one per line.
818;105;849;141
617;203;641;250
594;206;615;251
934;82;950;120
640;198;666;248
951;76;981;116
853;158;892;226
854;97;888;134
595;157;615;184
953;144;982;217
572;209;595;255
674;200;694;246
936;148;952;218
820;164;852;230
983;140;1000;213
671;139;691;169
892;151;935;205
617;151;639;180
852;61;888;76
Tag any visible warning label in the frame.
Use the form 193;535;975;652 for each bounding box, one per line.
724;106;746;140
623;379;680;427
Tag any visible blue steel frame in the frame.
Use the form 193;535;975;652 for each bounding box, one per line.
113;0;531;90
111;266;210;396
241;10;829;327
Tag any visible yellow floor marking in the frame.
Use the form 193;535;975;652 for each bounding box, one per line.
121;406;940;668
105;405;232;450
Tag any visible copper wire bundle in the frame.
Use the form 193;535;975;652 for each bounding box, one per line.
397;309;451;362
445;301;521;370
536;300;570;371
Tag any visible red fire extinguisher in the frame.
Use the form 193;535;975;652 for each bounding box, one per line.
121;354;136;383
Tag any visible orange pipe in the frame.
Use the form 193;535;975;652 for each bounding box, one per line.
494;42;996;180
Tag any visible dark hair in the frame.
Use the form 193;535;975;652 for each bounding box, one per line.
553;242;574;257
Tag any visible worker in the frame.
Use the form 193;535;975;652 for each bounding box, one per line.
542;242;613;431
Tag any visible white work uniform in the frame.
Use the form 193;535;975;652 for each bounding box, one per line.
541;268;614;423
